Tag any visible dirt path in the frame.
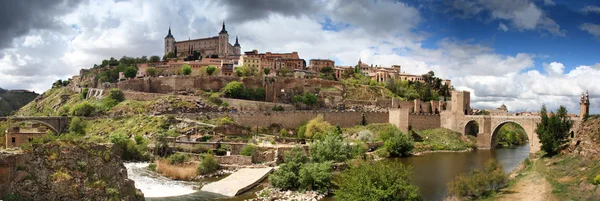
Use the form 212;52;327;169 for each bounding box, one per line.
496;172;557;201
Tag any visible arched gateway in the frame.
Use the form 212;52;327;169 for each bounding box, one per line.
459;116;541;152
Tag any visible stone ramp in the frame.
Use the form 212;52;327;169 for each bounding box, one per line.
200;167;273;197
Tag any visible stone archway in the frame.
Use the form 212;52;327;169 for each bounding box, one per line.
11;120;60;134
490;121;529;148
464;120;480;137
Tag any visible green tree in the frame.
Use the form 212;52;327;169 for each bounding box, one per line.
70;101;97;117
448;159;508;199
146;67;157;77
206;65;217;76
123;66;138;78
298;162;333;193
278;67;292;77
240;144;257;156
107;88;125;102
68;117;85;135
536;105;573;155
197;154;219;175
334;160;421;201
384;130;415;157
149;55;161;63
181;64;192;75
263;68;271;75
222;81;244;98
310;133;353;163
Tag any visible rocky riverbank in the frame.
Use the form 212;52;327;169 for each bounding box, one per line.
0;142;144;201
249;187;326;201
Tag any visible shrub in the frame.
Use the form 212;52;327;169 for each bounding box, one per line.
298;162;333;193
593;174;600;185
304;115;332;139
68;117;85;135
81;88;89;99
70;101;97;117
310;133;353;163
208;93;223;105
148;163;157;171
168;152;188;164
358;130;374;142
109;132;148;161
194;144;210;153
221;101;229;107
384;130;415;157
240;144;258;156
181;64;192;75
280;128;288;136
206;65;217;76
107;88;125;102
222;81;244;98
124;66;138;78
272;105;284;111
270;163;300;189
215;148;227;156
146;67;157;77
448;159;508;199
334;160;421;201
197;154;219;175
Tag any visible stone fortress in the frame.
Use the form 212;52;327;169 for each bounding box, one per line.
164;22;241;59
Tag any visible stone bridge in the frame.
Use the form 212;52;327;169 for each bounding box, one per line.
458;115;542;152
0;116;71;134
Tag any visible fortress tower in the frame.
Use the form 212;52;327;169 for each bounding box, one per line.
164;27;175;55
218;22;229;58
580;91;590;120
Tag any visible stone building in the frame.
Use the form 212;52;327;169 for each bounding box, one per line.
4;124;48;148
243;50;306;72
164;22;241;59
580;91;590;120
309;59;335;72
136;58;235;77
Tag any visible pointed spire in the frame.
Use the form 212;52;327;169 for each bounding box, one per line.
168;26;171;35
165;26;174;39
234;35;240;47
220;21;228;34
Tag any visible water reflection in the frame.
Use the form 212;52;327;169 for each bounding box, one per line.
398;145;530;201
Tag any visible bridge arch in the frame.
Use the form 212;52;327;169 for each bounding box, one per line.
464;120;480;137
490;120;529;148
9;120;60;134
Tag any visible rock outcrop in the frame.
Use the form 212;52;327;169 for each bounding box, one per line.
0;142;144;201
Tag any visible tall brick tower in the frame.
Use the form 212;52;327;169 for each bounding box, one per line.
164;27;175;56
218;21;229;58
580;91;590;120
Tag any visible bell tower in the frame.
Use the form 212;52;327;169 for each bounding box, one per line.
580;91;590;120
164;27;175;56
218;21;229;58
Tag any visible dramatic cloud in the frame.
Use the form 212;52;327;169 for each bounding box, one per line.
579;23;600;39
448;0;566;36
0;0;85;55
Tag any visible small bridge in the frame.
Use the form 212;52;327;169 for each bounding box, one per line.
0;116;71;134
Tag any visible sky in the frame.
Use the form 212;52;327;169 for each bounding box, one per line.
0;0;599;114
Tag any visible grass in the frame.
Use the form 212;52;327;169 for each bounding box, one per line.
155;159;198;180
534;154;600;200
413;128;476;152
51;168;72;182
84;115;168;138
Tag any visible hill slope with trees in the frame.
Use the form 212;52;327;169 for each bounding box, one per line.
0;88;38;116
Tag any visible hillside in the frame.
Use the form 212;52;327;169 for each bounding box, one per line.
0;88;38;116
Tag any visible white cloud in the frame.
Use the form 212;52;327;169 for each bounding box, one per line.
582;6;600;14
22;35;44;47
579;23;600;38
498;23;509;32
543;0;555;6
543;62;564;76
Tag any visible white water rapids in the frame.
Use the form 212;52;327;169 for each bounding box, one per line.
124;162;198;198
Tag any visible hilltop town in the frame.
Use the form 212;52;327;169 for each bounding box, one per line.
0;23;597;201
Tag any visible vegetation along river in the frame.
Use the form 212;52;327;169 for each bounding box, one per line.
125;145;530;201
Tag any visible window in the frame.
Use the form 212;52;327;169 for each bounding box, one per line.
11;137;15;143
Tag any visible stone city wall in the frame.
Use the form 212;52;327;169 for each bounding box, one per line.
389;109;441;132
187;111;390;129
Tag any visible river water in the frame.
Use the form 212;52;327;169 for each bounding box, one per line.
125;145;529;201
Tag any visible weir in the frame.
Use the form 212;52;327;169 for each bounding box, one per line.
200;167;273;197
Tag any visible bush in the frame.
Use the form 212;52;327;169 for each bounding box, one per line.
124;66;138;78
304;115;332;139
448;159;508;199
208;93;223;105
148;163;157;171
270;147;310;190
109;132;148;161
194;144;210;153
298;162;333;193
70;101;97;117
358;130;374;142
206;65;217;76
181;64;192;75
384;130;414;157
334;160;421;201
593;174;600;185
197;154;219;175
215;148;227;156
272;105;284;111
222;81;244;98
107;88;125;102
146;67;157;77
81;88;89;99
240;144;258;156
310;133;353;163
168;152;188;164
68;117;85;135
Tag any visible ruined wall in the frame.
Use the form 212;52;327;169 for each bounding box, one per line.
215;155;252;166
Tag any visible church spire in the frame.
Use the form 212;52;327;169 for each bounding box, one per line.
165;26;174;39
219;21;228;34
234;36;240;47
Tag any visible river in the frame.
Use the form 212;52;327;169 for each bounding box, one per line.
125;145;529;201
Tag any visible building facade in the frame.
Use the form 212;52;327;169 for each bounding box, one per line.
243;50;306;72
164;22;241;59
309;59;335;72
